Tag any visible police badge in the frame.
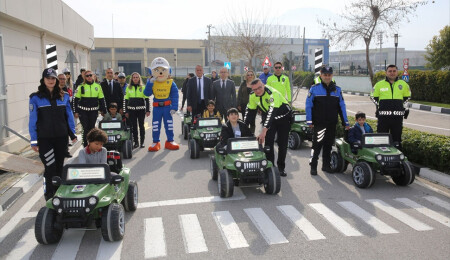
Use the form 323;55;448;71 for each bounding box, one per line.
398;85;403;90
95;87;98;91
269;98;274;103
282;78;285;82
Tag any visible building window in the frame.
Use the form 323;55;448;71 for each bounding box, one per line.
115;48;143;53
147;48;174;53
177;48;202;54
92;48;111;53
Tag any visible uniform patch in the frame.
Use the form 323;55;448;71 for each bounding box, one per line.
29;104;34;111
95;87;98;91
282;78;285;82
269;98;274;103
398;85;403;90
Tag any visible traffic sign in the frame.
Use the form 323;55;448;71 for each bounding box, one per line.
224;62;231;70
244;66;248;72
291;66;297;71
402;75;410;82
261;56;272;67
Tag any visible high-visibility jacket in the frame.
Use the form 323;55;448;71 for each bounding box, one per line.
266;74;291;102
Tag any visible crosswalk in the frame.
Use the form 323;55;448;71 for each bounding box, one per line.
4;196;449;259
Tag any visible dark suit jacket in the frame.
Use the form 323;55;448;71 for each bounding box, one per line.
212;79;236;113
186;76;212;108
101;79;124;110
218;120;253;148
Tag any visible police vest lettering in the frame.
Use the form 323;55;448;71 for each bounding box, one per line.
153;80;172;99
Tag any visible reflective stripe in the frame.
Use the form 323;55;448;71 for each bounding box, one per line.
46;158;55;166
44;149;54;157
31;140;38;145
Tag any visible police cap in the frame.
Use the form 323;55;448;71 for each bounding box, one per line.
320;66;333;74
42;68;58;79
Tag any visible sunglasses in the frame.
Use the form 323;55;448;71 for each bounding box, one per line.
85;74;93;77
64;72;70;75
274;66;282;69
247;74;254;76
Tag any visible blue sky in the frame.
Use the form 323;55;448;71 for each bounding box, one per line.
63;0;449;51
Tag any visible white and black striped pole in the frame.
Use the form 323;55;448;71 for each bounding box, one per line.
46;44;58;71
314;48;323;75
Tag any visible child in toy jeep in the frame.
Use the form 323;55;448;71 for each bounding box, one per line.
188;117;222;159
181;112;193;140
288;111;313;150
99;120;133;159
211;137;281;198
34;155;138;244
330;132;414;189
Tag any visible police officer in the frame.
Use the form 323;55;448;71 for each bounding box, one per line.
371;64;411;149
124;72;150;148
29;68;77;200
266;62;291;103
306;66;349;176
244;79;292;177
73;69;106;147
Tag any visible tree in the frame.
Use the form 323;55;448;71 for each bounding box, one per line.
319;0;426;85
425;26;450;70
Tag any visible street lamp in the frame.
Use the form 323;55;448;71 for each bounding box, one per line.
394;33;398;66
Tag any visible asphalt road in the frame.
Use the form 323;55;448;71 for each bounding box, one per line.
0;98;449;260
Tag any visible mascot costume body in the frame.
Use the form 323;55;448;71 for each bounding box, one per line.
144;57;180;151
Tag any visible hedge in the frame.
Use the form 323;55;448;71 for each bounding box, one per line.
374;70;450;104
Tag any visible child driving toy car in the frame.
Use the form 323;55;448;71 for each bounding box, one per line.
78;127;108;164
103;102;122;121
202;100;221;119
217;108;253;150
348;111;373;153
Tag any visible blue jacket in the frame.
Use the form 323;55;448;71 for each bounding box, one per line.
259;72;272;84
29;92;76;146
305;82;349;126
143;80;179;111
348;122;373;144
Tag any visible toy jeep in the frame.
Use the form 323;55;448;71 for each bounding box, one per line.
99;120;133;159
181;112;193;140
189;117;222;159
210;137;280;198
288;112;313;150
330;133;414;188
35;151;138;244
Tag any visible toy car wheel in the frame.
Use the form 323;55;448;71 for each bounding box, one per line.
35;207;63;244
264;167;281;195
218;169;234;198
189;139;200;159
288;132;302;150
183;124;189;140
122;139;133;159
101;203;125;242
210;155;218;181
392;161;415;186
330;151;347;173
123;181;138;211
352;162;375;188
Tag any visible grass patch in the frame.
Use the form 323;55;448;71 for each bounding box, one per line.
410;100;450;109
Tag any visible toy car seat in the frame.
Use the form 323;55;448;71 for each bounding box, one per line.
107;151;123;174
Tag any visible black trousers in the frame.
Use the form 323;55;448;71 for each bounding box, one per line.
38;137;67;201
377;116;403;149
79;110;98;147
193;100;206;118
310;124;336;169
240;110;255;134
264;117;290;171
129;109;146;144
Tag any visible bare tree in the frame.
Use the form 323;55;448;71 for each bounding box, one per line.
319;0;427;85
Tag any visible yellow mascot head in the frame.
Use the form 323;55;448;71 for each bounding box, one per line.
150;57;170;83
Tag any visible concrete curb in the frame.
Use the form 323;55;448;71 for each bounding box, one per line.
417;168;450;188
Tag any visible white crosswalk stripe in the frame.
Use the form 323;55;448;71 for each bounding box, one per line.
423;196;450;211
145;218;166;259
338;201;399;234
179;214;208;253
277;205;326;240
51;229;85;260
212;211;249;249
394;198;450;228
309;203;363;236
6;229;37;260
244;208;289;245
366;199;433;231
96;239;123;260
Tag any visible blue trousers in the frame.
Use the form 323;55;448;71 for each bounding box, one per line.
152;106;174;142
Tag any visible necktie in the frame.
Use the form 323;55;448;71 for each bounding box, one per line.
221;80;224;88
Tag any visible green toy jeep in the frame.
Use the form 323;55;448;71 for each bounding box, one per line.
35;151;138;244
99;120;133;159
288;112;313;150
330;133;414;188
181;112;193;140
189;117;222;159
210;137;280;198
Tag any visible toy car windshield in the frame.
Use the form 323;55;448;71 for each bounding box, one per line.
227;137;260;153
361;133;392;147
100;121;123;130
197;118;221;128
293;114;306;122
62;164;111;184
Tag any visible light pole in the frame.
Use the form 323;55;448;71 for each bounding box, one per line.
394;33;398;66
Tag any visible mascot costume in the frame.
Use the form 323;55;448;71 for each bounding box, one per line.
144;57;180;151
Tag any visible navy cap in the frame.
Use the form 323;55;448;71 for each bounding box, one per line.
42;68;58;79
320;66;333;74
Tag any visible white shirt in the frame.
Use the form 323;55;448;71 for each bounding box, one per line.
198;76;204;100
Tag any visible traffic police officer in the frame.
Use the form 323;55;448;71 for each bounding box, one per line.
73;69;106;147
306;66;349;176
244;79;292;177
371;64;411;149
266;61;291;103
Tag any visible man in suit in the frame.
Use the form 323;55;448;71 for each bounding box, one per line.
101;68;124;113
186;65;212;117
212;67;236;120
